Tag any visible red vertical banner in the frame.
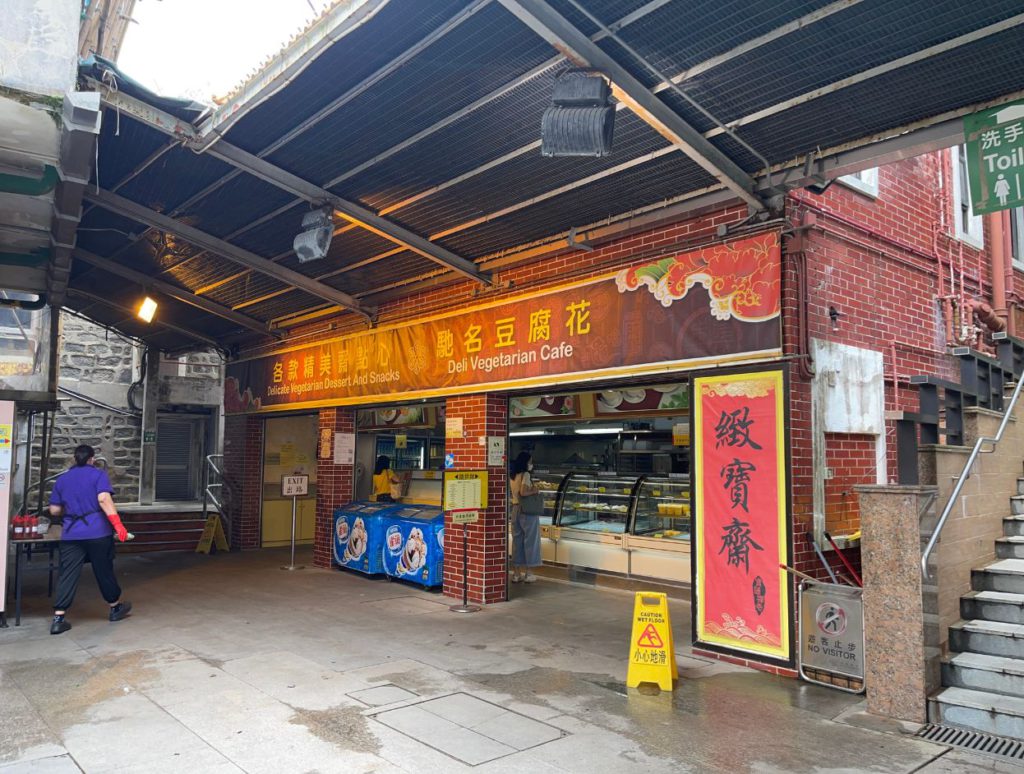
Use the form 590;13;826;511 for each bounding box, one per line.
693;369;791;663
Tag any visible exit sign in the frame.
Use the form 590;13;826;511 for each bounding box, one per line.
281;475;309;497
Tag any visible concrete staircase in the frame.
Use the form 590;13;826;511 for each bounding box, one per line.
930;501;1024;738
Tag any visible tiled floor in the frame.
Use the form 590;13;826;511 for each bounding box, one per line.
0;547;1018;773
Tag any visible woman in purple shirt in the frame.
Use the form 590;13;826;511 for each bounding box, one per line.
48;444;132;635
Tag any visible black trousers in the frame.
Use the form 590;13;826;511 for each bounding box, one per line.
54;536;122;612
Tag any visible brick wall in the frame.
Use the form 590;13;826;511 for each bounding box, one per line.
250;206;751;351
313;408;354;569
782;149;1022;582
443;394;508;605
223;413;263;550
225;151;1024;622
823;434;878;535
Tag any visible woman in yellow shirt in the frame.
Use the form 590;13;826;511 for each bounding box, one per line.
373;455;401;502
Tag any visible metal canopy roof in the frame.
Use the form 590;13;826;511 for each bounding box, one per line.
63;0;1024;353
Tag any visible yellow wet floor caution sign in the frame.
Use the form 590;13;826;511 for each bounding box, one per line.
626;591;678;691
196;515;229;554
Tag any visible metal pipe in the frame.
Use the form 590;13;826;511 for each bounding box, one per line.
807;531;838;583
1004;210;1016;337
922;373;1024;577
21;412;34;515
35;411;50;517
965;298;1006;333
989;212;1005;324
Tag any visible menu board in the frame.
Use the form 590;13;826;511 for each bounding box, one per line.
444;471;488;510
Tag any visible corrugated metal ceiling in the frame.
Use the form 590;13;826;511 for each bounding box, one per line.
66;0;1024;352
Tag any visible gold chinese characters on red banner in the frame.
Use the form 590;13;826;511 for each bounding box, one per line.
225;233;782;413
693;369;791;664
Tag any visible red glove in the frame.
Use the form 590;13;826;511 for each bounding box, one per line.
106;513;129;542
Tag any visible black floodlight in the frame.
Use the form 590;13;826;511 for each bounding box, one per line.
293;206;334;263
541;70;614;157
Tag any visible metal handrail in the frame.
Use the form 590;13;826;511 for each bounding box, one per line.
921;375;1024;577
206;453;224;478
202;454;232;534
19;456;110;514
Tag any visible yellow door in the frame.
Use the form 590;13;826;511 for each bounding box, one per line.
262;414;318;547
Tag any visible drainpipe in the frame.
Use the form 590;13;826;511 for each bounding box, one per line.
1003;210;1017;337
990;213;1008;330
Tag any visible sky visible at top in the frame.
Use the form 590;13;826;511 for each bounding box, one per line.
117;0;334;103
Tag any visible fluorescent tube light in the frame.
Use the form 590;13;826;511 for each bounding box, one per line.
509;430;547;437
574;426;623;435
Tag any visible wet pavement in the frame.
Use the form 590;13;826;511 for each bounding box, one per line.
1;547;1020;773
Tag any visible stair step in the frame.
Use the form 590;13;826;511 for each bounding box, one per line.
1006;516;1024;538
950;620;1024;659
973;559;1024;595
997;536;1024;560
962;591;1024;625
930;686;1024;739
942;652;1024;698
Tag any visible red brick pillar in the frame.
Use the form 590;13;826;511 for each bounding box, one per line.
314;407;355;569
223;414;263;550
443;394;508;604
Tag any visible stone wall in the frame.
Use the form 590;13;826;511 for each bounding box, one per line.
33;315;142;494
30;315;222;503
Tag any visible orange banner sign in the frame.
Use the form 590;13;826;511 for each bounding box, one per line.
693;369;791;663
226;233;781;413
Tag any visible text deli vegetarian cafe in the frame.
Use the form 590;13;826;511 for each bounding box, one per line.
224;224;797;670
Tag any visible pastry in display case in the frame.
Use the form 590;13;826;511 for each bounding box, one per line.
631;475;691;541
555;472;638;535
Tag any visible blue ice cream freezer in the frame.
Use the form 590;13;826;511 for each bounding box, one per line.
381;506;445;588
333;501;398;575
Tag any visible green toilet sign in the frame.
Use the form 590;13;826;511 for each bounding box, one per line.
965;99;1024;215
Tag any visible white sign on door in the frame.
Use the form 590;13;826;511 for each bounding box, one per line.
282;475;309;497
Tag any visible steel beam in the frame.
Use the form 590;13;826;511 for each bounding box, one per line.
497;0;764;210
84;187;375;321
73;248;280;337
316;104;1007;318
67;288;221;348
89;86;489;286
324;0;674;190
207;142;490;284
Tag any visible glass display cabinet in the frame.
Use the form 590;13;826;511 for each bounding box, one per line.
530;470;564;527
631;475;691;540
627;474;691;583
518;469;564;563
552;472;637;573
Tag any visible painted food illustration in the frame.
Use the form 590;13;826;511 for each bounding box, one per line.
398;527;428;575
343;517;368;562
